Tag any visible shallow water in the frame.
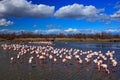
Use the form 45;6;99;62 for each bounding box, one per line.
0;41;120;80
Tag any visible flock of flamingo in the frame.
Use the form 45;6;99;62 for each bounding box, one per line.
1;41;118;74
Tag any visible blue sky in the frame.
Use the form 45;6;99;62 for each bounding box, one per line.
0;0;120;34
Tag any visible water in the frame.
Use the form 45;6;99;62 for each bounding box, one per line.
0;41;120;80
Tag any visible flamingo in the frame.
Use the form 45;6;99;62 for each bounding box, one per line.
1;42;118;75
101;64;110;74
79;59;83;64
10;57;14;63
111;59;117;67
62;58;66;63
53;58;57;62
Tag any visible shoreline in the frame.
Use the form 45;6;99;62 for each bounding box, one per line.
0;38;120;42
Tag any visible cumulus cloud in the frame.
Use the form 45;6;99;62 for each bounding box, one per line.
64;28;79;33
46;29;62;34
106;29;120;33
34;30;43;34
33;29;62;34
0;0;55;18
0;18;14;26
110;10;120;21
64;28;100;34
33;28;100;34
54;3;104;20
87;13;110;23
0;29;23;34
2;28;119;34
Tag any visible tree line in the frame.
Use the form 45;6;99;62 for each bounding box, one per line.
0;31;120;40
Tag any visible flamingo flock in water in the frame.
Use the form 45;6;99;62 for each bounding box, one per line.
1;41;118;74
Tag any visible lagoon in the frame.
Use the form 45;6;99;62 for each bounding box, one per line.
0;41;120;80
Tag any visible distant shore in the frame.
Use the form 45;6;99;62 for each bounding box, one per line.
0;38;120;42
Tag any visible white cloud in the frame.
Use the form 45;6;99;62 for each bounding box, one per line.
106;29;120;33
54;3;104;20
1;28;119;34
64;28;79;33
46;29;62;34
0;18;14;26
33;29;62;34
64;28;100;34
0;29;18;34
33;28;80;34
87;13;110;23
0;0;55;18
110;10;120;21
80;29;99;34
33;30;43;34
0;29;28;33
